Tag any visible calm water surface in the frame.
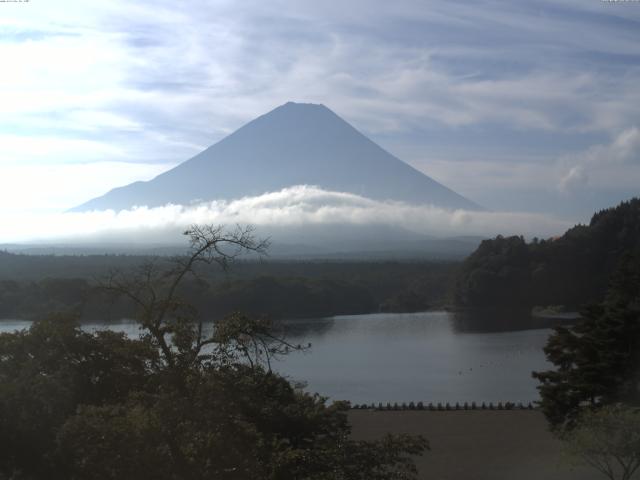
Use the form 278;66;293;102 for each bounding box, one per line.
0;311;552;404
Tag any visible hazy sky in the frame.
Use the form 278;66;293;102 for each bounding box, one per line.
1;0;640;238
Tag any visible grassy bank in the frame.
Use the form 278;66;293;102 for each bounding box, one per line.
349;410;601;480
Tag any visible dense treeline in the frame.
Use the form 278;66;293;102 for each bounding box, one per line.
0;257;456;321
0;250;156;281
454;198;640;310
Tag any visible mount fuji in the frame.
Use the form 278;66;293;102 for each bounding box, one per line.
73;102;480;212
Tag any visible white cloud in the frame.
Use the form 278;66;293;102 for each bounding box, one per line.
559;165;588;193
4;1;640;145
558;127;640;191
0;186;571;244
1;0;639;220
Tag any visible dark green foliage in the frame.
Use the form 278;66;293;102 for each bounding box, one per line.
0;226;427;479
319;433;427;480
454;235;531;308
0;259;456;321
205;275;376;319
0;278;93;319
454;198;640;311
0;316;427;480
0;316;156;479
533;253;640;430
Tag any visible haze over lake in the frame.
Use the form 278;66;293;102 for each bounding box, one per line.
0;311;551;404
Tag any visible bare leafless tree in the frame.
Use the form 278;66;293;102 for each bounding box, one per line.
100;224;302;372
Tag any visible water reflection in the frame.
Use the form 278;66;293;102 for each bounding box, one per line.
451;308;578;333
278;317;336;338
272;311;554;404
0;311;556;404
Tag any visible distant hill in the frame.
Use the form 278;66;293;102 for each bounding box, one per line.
453;198;640;310
1;227;483;261
73;102;480;212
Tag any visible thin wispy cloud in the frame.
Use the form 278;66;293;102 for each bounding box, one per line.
1;0;639;220
559;127;640;192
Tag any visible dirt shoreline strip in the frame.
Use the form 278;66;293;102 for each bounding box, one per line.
349;410;602;480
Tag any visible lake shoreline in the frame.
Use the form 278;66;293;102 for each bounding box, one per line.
1;311;553;404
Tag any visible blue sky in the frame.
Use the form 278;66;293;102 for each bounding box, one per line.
1;0;640;228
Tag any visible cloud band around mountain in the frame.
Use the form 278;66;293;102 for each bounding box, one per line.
2;185;572;244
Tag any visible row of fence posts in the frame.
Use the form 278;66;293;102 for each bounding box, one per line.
350;401;535;411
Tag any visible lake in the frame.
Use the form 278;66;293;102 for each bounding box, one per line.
0;311;553;405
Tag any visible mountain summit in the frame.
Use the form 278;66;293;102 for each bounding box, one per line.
73;102;480;212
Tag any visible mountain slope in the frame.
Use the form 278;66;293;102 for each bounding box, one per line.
73;102;480;212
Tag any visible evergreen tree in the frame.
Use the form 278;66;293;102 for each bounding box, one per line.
533;253;640;430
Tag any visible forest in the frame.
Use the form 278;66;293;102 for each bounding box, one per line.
453;198;640;312
0;255;456;321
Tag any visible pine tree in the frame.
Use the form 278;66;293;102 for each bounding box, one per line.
533;253;640;430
